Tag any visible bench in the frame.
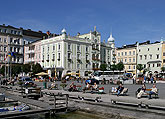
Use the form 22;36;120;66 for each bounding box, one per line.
135;89;159;98
109;88;128;96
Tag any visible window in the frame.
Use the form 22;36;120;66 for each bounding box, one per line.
92;54;95;59
156;54;159;59
157;63;161;67
86;46;88;52
129;66;131;69
68;44;71;50
86;55;88;60
68;63;71;69
4;47;6;52
140;55;142;60
148;48;149;51
129;58;131;62
14;31;17;34
125;52;127;56
133;65;136;69
158;48;159;51
118;53;120;56
133;58;135;62
58;53;60;60
53;54;55;60
0;29;1;32
10;47;12;52
77;45;80;51
43;47;44;52
144;55;147;60
4;29;7;33
164;59;165;63
121;52;123;56
129;51;131;55
43;55;44;60
10;38;13;43
17;39;20;44
68;53;71;59
4;38;6;43
133;51;135;55
58;44;60;50
77;63;80;69
11;30;13;34
39;54;40;59
48;46;49;52
144;64;146;68
148;64;150;67
163;52;165;56
77;54;80;59
86;64;88;68
149;54;152;59
153;64;154;67
139;49;141;52
125;58;127;63
0;38;1;42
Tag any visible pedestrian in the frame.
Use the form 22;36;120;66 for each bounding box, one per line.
143;76;146;84
150;76;154;84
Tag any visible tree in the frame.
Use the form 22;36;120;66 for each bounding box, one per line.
0;65;6;76
161;67;165;72
100;64;107;72
137;64;144;74
117;62;124;71
110;64;117;71
11;65;21;76
32;63;43;76
22;64;31;74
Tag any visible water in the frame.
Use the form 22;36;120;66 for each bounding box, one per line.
26;111;106;119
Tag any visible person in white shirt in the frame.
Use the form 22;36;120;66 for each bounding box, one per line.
148;84;158;99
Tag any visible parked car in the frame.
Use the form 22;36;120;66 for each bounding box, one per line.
85;78;99;85
19;76;34;86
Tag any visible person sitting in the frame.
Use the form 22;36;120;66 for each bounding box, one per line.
49;81;56;90
68;82;76;92
83;82;91;93
117;83;124;96
91;82;98;93
148;84;158;99
137;84;146;99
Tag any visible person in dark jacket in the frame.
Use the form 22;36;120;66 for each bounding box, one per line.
117;83;124;96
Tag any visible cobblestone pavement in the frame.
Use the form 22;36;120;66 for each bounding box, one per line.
34;80;165;99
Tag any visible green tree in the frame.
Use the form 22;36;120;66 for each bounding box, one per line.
0;65;6;76
110;64;117;71
22;64;31;74
32;63;43;76
161;67;165;72
11;65;21;76
100;64;107;71
137;64;144;74
117;62;124;71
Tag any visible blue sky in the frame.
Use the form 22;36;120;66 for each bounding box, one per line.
0;0;165;47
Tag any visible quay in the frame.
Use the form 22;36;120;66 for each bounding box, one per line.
1;85;165;119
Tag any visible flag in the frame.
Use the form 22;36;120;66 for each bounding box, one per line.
11;52;15;58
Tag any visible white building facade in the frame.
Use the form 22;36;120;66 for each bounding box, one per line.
137;41;163;73
41;29;96;78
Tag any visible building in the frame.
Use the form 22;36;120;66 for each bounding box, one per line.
24;39;42;65
137;41;163;73
116;43;137;75
41;27;102;78
100;33;115;69
0;24;24;67
162;41;165;67
0;24;47;68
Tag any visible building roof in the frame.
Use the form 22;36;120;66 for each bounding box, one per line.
23;29;47;38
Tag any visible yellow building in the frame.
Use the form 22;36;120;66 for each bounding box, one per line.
162;41;165;67
116;45;137;75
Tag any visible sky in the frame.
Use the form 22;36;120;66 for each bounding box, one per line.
0;0;165;47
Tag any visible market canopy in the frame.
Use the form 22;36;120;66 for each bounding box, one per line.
35;72;48;76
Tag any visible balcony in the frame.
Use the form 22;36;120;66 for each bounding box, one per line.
26;50;35;54
92;68;100;71
57;58;60;61
46;59;49;62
